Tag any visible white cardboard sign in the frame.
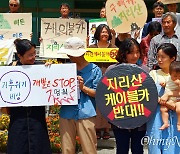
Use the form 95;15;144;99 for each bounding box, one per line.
106;0;147;33
0;13;32;40
0;64;78;107
40;18;87;58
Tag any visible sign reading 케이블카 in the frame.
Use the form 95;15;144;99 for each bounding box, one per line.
84;48;118;63
95;64;158;129
40;18;87;58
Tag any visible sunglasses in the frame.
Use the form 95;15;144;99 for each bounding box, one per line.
9;4;18;7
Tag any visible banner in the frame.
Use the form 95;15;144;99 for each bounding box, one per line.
161;0;180;4
0;13;32;40
0;64;78;107
0;39;15;65
88;18;107;46
96;64;158;129
84;48;118;62
40;18;87;58
105;0;147;33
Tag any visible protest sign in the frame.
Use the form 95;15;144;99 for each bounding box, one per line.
88;18;107;46
105;0;147;33
152;18;162;23
0;39;15;65
96;64;158;129
84;48;118;62
0;64;78;107
0;13;32;40
40;18;87;58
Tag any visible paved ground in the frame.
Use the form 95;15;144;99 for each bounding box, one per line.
78;137;148;154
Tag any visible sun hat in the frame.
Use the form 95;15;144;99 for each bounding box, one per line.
58;37;86;57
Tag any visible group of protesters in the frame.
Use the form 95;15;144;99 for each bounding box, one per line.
1;0;180;154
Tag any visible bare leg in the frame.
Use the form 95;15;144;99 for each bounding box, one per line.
176;102;180;131
160;105;170;130
103;128;110;140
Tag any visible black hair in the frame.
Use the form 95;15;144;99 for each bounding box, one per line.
14;39;36;56
94;24;112;41
169;61;180;74
116;38;142;63
147;21;162;34
153;2;164;9
60;3;70;10
157;43;177;59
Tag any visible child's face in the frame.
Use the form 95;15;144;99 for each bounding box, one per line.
171;71;180;87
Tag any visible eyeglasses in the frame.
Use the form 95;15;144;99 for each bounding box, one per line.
9;4;18;7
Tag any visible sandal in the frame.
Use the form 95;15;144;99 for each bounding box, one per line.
96;131;101;139
103;132;110;140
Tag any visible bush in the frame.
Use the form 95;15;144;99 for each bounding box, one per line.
0;114;10;152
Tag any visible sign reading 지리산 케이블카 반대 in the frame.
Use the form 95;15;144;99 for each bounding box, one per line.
0;64;78;107
95;64;158;129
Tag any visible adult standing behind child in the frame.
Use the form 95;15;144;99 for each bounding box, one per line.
58;37;102;154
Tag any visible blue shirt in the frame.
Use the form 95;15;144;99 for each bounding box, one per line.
60;63;102;120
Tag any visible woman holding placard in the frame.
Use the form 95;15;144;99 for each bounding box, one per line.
89;24;117;140
6;39;52;154
106;38;148;154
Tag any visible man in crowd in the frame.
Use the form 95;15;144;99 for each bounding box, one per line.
166;3;180;31
59;3;71;18
100;7;106;18
8;0;20;13
142;1;164;38
148;12;180;70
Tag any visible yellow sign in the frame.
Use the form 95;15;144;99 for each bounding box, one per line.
105;0;147;33
161;0;180;4
0;48;8;64
84;48;118;62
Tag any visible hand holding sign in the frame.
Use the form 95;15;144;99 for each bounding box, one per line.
105;0;147;33
95;64;158;129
